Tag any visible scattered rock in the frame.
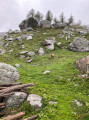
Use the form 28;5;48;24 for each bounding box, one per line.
0;63;19;84
27;51;35;57
43;70;50;74
49;101;57;105
6;38;14;41
28;59;32;63
21;35;27;39
0;49;6;55
26;35;32;40
43;37;56;50
0;41;4;47
19;55;25;59
27;94;42;108
8;49;14;53
75;55;89;73
15;64;20;68
27;27;33;31
57;42;61;46
39;20;51;28
38;48;45;56
6;92;27;108
16;37;22;41
69;37;89;52
20;51;28;55
21;45;25;49
72;100;83;107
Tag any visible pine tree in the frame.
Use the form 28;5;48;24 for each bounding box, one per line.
54;17;58;25
60;12;65;24
46;10;53;22
27;9;35;19
67;15;74;26
35;11;43;22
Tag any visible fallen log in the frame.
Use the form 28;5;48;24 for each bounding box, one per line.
0;92;15;98
0;112;25;120
0;103;5;108
24;114;38;120
0;112;6;116
0;82;23;87
0;87;7;90
0;83;34;97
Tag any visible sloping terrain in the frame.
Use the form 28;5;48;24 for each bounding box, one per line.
0;27;89;120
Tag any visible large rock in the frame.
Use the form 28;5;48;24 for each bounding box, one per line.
39;20;51;28
0;63;19;84
27;51;35;57
6;92;27;108
43;37;56;50
69;37;89;52
75;55;89;73
27;94;42;108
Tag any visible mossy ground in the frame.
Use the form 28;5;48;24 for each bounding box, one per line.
0;27;89;120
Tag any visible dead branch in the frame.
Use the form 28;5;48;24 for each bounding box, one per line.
0;112;25;120
24;114;38;120
0;83;34;97
0;82;23;87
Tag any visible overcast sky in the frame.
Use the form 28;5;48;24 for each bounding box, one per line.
0;0;89;32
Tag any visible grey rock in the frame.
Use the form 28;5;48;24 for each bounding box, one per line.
16;37;22;41
39;20;51;28
19;55;25;58
0;41;4;47
21;35;27;39
38;48;44;56
15;64;20;68
27;51;35;57
69;37;89;52
57;42;61;46
6;38;14;41
72;100;83;107
5;42;9;47
27;94;42;108
43;37;56;50
0;49;6;55
8;49;14;53
21;45;25;49
20;51;28;54
27;27;33;31
26;35;32;40
6;92;27;108
43;70;50;74
0;63;19;84
49;101;57;105
28;59;32;63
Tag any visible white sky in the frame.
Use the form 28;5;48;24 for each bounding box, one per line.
0;0;89;32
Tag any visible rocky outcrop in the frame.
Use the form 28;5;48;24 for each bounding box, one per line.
43;37;56;50
69;37;89;52
0;63;19;84
6;92;27;108
75;55;89;73
39;20;51;28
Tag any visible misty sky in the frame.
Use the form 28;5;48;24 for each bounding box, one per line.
0;0;89;32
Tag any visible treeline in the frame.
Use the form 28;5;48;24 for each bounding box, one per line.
26;9;81;26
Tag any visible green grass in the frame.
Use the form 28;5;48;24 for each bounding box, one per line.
0;27;89;120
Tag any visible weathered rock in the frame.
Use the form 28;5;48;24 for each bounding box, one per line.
6;38;14;41
75;55;89;73
69;37;89;52
26;35;32;40
43;37;56;50
5;42;9;47
27;94;42;108
19;55;25;59
39;20;51;28
28;59;32;63
21;45;25;49
6;92;27;108
27;51;35;57
76;29;88;36
38;48;44;56
0;63;19;84
0;49;6;55
0;41;4;47
27;27;33;31
21;35;27;39
16;37;22;41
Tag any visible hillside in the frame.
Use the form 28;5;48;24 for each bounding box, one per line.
0;26;89;120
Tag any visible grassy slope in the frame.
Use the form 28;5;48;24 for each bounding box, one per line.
0;27;89;120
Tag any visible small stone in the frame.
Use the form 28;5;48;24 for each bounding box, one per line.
49;101;57;105
27;51;35;57
43;70;50;74
16;37;22;41
26;35;32;40
38;48;45;56
72;100;83;107
15;64;20;68
27;94;42;108
28;59;32;63
57;42;61;46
